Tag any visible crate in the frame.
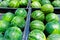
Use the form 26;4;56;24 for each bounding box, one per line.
23;0;60;39
0;8;28;40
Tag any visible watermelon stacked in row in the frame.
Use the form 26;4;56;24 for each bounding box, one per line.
28;3;60;40
0;8;27;40
0;0;28;8
31;0;60;8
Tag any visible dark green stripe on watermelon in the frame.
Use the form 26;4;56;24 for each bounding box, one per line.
11;16;25;29
46;21;60;34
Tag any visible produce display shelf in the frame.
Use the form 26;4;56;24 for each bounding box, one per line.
0;0;60;40
54;7;60;9
0;7;28;10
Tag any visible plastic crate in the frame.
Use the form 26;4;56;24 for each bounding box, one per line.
0;8;28;40
23;8;60;40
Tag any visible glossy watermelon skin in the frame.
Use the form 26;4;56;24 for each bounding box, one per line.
19;0;28;6
31;10;45;21
0;20;9;33
11;16;25;29
46;21;60;34
28;29;46;40
32;0;41;3
52;0;60;7
15;8;27;18
30;20;45;31
0;1;9;7
31;1;41;8
41;4;54;14
41;0;51;5
0;33;4;40
9;0;20;8
4;27;22;40
46;13;59;22
2;12;14;22
4;0;11;2
47;34;60;40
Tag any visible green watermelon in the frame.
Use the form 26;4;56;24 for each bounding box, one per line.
46;21;60;34
19;0;28;6
30;20;45;31
11;0;21;1
31;1;41;8
32;0;41;3
4;27;22;40
0;1;9;7
2;12;14;22
9;0;20;8
31;10;45;21
28;29;46;40
0;20;9;33
0;33;4;40
41;4;54;14
15;8;27;18
47;34;60;40
46;13;59;22
0;33;3;37
52;0;60;7
4;0;11;2
11;16;25;29
41;0;51;5
0;2;1;6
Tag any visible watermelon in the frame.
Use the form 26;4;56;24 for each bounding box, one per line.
46;21;60;34
0;33;4;40
0;1;9;7
0;20;9;33
4;27;22;40
41;0;51;5
4;0;11;2
32;0;41;3
9;0;20;8
2;12;14;22
52;0;60;7
31;10;45;21
31;1;41;8
41;4;54;14
30;20;45;31
19;0;28;6
15;8;27;18
11;16;25;29
28;29;46;40
47;34;60;40
46;13;59;22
